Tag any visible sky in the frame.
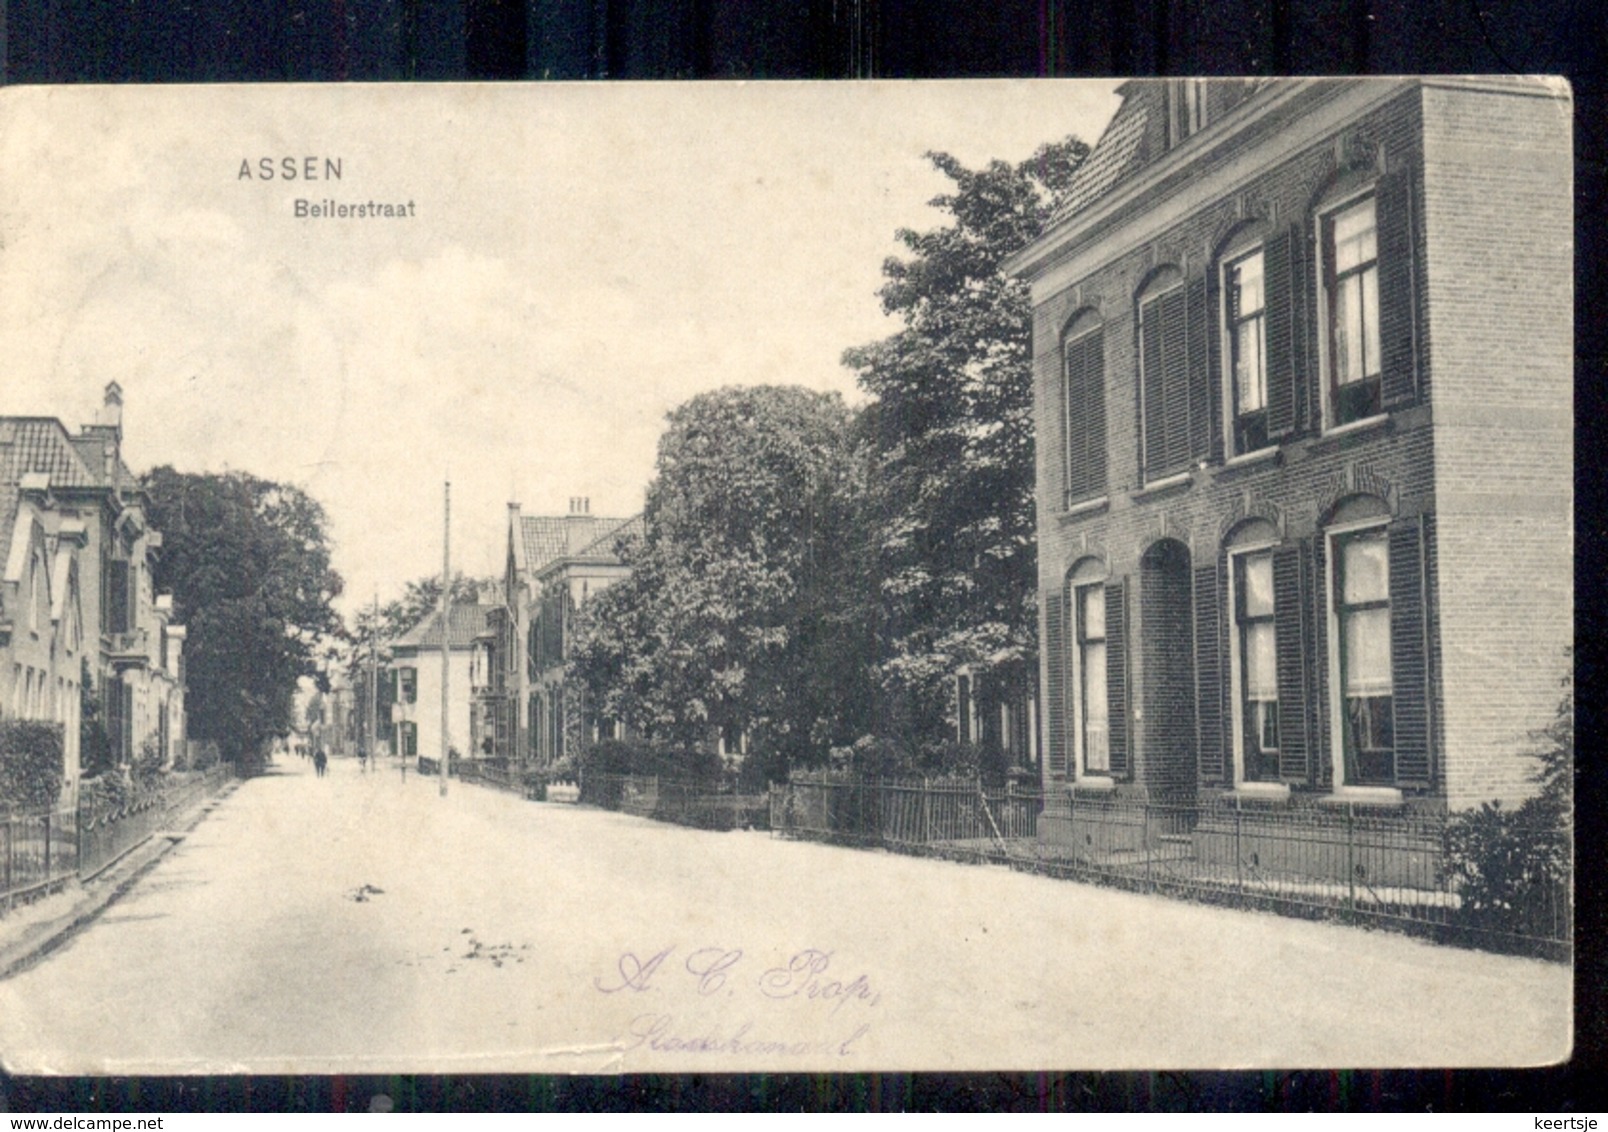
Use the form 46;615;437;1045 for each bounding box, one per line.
0;81;1120;618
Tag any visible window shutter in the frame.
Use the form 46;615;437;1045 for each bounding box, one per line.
1377;171;1418;409
1141;300;1167;481
1043;591;1068;779
1263;228;1296;438
1288;220;1313;431
1105;579;1130;778
1206;268;1224;460
1186;274;1214;463
1389;514;1432;786
1162;287;1190;474
1272;543;1311;784
1193;558;1228;784
1310;536;1332;785
1064;331;1106;505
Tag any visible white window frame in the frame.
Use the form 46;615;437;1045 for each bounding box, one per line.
1317;188;1386;434
1220;244;1272;458
1227;540;1284;791
1323;516;1401;800
1071;579;1111;784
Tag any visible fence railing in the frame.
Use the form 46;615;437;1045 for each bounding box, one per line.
770;776;1571;959
3;763;236;907
582;773;769;832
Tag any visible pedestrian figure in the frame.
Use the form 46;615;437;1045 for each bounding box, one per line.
314;748;327;777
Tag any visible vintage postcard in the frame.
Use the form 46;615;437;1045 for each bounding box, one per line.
0;79;1572;1074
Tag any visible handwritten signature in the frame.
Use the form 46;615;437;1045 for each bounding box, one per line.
595;947;881;1015
621;1013;871;1058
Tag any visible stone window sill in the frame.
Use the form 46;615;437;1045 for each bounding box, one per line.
1229;781;1291;803
1061;495;1110;520
1318;786;1405;809
1221;446;1281;471
1132;470;1193;500
1073;776;1116;794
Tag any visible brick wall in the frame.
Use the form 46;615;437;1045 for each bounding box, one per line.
1418;81;1571;809
1033;83;1441;800
1028;80;1570;812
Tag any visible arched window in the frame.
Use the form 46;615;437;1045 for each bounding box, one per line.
1067;557;1110;778
1217;224;1273;456
1061;310;1106;507
1226;519;1280;783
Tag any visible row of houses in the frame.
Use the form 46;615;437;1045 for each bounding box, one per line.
360;79;1570;871
0;383;189;805
368;496;640;770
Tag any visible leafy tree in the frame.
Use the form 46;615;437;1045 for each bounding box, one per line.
572;386;875;781
843;137;1089;746
143;468;344;767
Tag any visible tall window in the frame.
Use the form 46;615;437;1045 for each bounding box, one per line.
1233;549;1279;781
1075;584;1109;775
1225;249;1269;454
397;721;418;758
1324;196;1381;426
1062;317;1106;506
1333;526;1393;785
398;666;418;704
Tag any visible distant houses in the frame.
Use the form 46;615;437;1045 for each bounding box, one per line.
0;382;188;807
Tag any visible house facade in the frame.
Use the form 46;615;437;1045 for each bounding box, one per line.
485;497;633;766
389;601;490;763
0;383;189;804
1007;79;1569;866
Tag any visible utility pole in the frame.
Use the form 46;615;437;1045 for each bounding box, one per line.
368;591;379;773
440;478;450;798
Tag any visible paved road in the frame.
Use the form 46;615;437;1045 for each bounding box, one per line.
0;755;1571;1073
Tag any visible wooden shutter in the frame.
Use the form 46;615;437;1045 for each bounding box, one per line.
1064;330;1106;505
1186;274;1214;463
1376;171;1419;409
1105;579;1130;778
1193;558;1228;785
1272;543;1311;784
1161;287;1190;474
1043;592;1068;779
1287;220;1312;431
1205;267;1224;460
1389;514;1433;786
1263;227;1297;438
1310;536;1332;785
107;559;130;634
1141;297;1167;481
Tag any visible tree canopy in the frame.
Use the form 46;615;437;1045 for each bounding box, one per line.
843;137;1089;745
571;385;874;782
143;467;344;766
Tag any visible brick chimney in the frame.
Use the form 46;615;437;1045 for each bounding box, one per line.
565;496;596;554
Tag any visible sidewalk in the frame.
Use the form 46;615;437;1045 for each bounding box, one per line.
0;777;239;981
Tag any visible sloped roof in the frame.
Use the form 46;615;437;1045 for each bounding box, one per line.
575;514;643;560
69;436;137;492
393;601;491;650
519;516;568;573
4;419;100;489
1052;95;1151;223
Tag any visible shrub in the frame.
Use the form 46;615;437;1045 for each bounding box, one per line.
0;720;67;814
580;738;721;782
1443;670;1572;946
133;735;168;789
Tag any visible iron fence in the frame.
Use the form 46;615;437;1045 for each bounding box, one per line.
0;807;78;906
2;763;236;906
771;776;1571;960
582;773;769;832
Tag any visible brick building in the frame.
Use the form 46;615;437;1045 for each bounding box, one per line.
0;382;189;804
1006;79;1570;863
486;497;635;767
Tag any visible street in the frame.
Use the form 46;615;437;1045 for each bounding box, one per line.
0;755;1571;1073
